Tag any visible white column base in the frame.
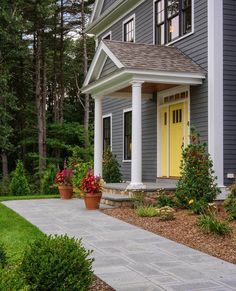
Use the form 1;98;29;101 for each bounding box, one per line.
216;186;229;200
126;182;146;190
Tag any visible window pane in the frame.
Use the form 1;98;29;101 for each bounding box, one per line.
183;0;191;9
157;23;165;45
157;0;165;24
103;117;111;152
183;6;192;34
168;0;179;17
124;112;132;160
168;15;179;42
124;19;134;42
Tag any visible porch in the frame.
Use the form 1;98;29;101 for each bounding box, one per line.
82;40;206;190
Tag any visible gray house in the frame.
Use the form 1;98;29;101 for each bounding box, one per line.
83;0;236;193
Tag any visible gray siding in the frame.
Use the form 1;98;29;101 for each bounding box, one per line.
101;0;117;14
103;97;157;182
100;0;208;181
223;0;236;185
100;57;117;78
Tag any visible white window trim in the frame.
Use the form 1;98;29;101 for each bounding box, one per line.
102;30;112;40
102;113;112;152
157;85;190;178
123;108;132;162
152;0;195;46
122;14;136;43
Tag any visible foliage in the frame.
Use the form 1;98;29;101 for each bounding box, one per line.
156;206;176;221
197;212;231;235
54;160;73;186
0;243;7;268
10;160;30;196
103;149;122;183
188;199;208;215
176;128;220;207
0;266;29;291
80;170;104;194
224;183;236;219
131;191;145;208
40;164;58;195
0;177;10;196
136;206;158;217
72;161;93;189
20;235;94;291
156;190;175;208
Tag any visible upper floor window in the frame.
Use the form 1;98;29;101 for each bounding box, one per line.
123;16;135;42
155;0;192;45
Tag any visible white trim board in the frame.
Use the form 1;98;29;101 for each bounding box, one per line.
208;0;224;188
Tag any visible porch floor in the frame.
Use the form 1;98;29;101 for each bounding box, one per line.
104;179;178;192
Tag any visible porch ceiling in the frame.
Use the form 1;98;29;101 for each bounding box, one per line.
82;40;206;96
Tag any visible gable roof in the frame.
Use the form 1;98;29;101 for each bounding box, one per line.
83;40;206;96
103;40;206;74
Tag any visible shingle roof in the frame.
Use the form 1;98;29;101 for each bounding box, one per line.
103;40;206;75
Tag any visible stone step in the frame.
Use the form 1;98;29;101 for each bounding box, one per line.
101;192;133;208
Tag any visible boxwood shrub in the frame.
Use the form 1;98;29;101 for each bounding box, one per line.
20;235;94;291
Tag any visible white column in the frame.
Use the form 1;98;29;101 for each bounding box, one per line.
127;81;144;189
208;0;225;192
94;96;103;177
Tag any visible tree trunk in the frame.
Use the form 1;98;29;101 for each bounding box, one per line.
1;151;8;178
81;0;90;153
59;0;64;124
35;30;46;173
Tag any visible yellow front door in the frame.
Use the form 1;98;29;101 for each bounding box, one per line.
169;103;185;177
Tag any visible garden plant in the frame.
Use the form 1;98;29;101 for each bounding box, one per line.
10;160;31;196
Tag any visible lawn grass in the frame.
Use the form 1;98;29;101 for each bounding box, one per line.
0;194;59;202
0;203;44;263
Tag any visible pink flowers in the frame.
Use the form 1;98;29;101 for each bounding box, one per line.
55;161;73;186
80;170;103;194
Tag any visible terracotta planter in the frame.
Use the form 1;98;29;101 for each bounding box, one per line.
58;185;73;199
84;192;102;210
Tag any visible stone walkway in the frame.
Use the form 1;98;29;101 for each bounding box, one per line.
3;199;236;291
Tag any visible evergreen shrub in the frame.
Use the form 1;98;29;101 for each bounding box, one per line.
10;160;30;196
175;128;220;207
224;183;236;219
40;164;58;195
20;235;94;291
103;149;122;183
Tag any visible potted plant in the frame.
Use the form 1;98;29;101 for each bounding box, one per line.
80;170;104;210
55;162;74;199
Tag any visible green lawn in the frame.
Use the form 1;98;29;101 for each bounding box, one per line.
0;194;59;202
0;203;44;263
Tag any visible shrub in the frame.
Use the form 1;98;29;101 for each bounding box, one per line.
156;206;175;221
224;183;236;219
156;190;175;208
197;214;231;235
0;243;7;268
136;206;158;217
131;191;145;208
40;164;58;195
103;149;122;183
176;128;220;207
0;177;10;196
10;160;30;196
20;235;94;291
0;266;28;291
188;199;208;215
72;161;93;189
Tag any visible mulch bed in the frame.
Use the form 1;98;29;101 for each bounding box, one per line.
102;208;236;264
89;276;114;291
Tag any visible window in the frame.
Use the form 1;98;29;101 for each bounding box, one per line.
124;111;132;160
155;0;192;45
103;116;111;152
123;17;135;42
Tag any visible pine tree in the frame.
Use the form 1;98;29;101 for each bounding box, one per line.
10;160;31;196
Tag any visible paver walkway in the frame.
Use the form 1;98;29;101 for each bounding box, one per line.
3;199;236;291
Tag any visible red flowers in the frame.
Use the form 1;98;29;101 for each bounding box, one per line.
55;162;73;186
80;170;103;194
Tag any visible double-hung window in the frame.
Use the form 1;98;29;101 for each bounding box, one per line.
123;16;135;42
103;116;111;152
124;111;132;160
155;0;192;45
